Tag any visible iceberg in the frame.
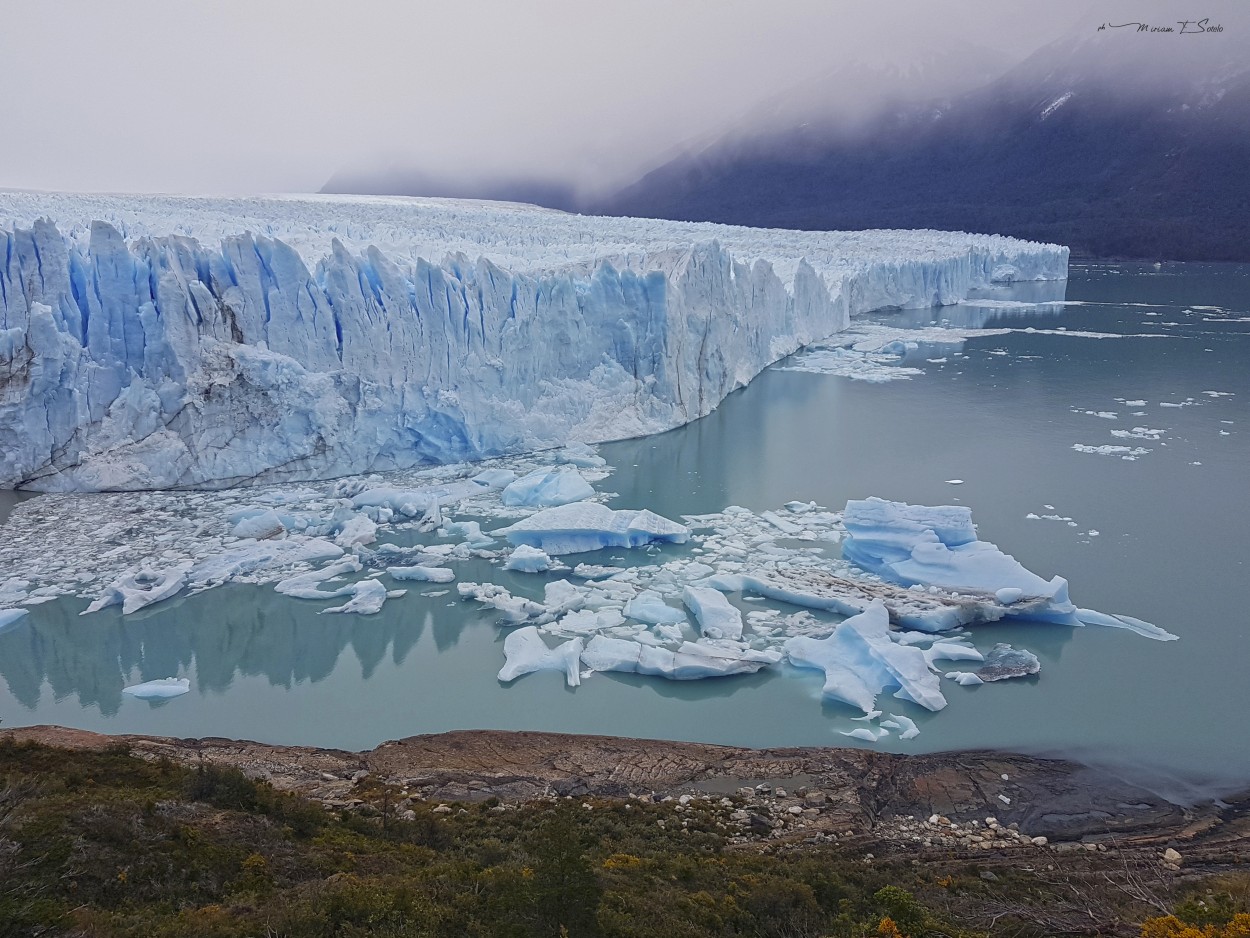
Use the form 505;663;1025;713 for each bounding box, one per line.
682;586;744;640
122;677;190;699
497;626;583;686
784;601;946;714
187;536;344;588
274;559;362;599
841;497;1079;624
886;713;921;740
499;502;688;555
503;544;553;573
388;565;456;583
624;589;688;626
83;561;193;615
230;509;286;540
322;578;389;615
0;192;1067;492
458;582;548;623
579;635;773;680
976;644;1041;682
501;466;595;507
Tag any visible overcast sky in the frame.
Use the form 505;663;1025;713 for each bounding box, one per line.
0;1;1238;197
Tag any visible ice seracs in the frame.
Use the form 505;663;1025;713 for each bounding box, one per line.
0;191;1066;492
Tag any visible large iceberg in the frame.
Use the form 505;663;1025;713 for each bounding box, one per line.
784;601;946;713
0;192;1067;492
841;497;1079;624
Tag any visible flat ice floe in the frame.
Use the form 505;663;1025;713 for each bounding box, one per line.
0;192;1066;492
774;319;1176;382
122;677;190;699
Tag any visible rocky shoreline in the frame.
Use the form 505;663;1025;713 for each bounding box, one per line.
5;725;1247;872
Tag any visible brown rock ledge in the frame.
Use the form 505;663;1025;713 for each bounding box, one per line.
4;725;1248;861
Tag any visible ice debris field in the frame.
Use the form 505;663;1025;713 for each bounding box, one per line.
0;192;1179;739
1;191;1065;492
0;442;1173;738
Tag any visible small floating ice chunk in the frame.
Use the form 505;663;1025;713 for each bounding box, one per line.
1110;427;1166;441
682;586;743;640
654;623;684;643
549;608;626;635
501;465;595;507
945;479;964;485
557;443;608;468
784;601;946;713
190;536;344;587
976;644;1041;682
677;640;781;666
231;509;286;540
760;510;801;534
504;545;553;573
389;565;456;584
1075;607;1178;641
351;487;439;518
322;578;389;615
441;520;495;548
500;502;688;555
580;635;773;680
334;513;378;548
1072;444;1150;459
840;728;882;742
945;671;984;686
472;468;517;488
84;561;193;615
122;677;190;699
498;626;583;686
580;636;645;673
624;589;688;626
458;582;547;623
275;558;363;598
924;642;984;666
888;713;921;740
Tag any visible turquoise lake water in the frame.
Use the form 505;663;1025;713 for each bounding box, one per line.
1;261;1246;799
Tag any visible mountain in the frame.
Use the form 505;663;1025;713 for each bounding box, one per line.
593;22;1250;261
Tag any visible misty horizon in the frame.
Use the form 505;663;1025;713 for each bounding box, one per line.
7;0;1242;202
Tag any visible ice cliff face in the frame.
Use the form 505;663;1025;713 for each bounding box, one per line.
0;193;1067;491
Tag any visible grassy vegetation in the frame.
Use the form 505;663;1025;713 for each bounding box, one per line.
1;736;1246;937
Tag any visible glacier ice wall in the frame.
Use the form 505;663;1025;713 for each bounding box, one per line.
0;193;1068;491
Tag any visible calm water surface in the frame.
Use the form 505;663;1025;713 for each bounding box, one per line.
2;262;1246;797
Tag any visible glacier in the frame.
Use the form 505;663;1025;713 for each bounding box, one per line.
0;192;1067;492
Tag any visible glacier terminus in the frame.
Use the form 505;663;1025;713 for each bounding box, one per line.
0;192;1067;492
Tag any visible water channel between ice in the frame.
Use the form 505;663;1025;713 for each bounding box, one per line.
1;261;1246;800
